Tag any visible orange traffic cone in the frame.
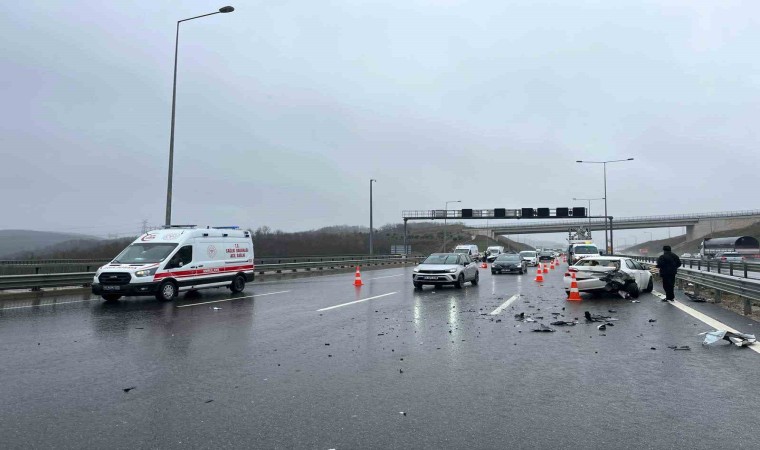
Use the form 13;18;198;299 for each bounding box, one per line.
353;266;364;286
567;272;582;301
543;263;549;274
481;262;488;269
534;264;544;282
549;260;555;270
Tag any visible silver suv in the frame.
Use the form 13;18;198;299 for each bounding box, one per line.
413;253;479;289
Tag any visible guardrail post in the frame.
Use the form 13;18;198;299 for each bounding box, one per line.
717;261;721;274
744;263;748;278
714;289;722;304
729;263;733;277
698;260;701;271
707;261;711;273
744;297;752;315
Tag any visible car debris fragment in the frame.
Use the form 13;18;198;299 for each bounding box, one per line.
532;324;555;333
550;320;576;326
700;330;757;347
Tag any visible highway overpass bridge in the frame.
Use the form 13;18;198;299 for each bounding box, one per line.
464;209;760;241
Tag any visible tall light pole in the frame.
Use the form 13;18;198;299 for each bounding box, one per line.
165;6;235;226
369;179;377;255
576;158;634;253
443;200;461;252
573;197;605;239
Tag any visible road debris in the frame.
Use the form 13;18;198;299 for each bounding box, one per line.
123;387;136;393
211;307;222;310
584;311;616;322
550;320;576;326
700;330;757;347
648;319;657;323
597;324;606;331
667;345;691;351
532;324;555;333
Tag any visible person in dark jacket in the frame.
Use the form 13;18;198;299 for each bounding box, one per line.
656;245;682;301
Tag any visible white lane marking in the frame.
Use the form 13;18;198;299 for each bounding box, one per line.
317;292;397;312
653;290;760;355
489;294;520;316
1;299;93;310
176;290;290;308
371;274;404;280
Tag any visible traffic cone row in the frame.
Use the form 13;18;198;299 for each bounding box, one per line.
567;271;582;301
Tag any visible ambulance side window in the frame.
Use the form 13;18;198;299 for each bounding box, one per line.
167;246;193;269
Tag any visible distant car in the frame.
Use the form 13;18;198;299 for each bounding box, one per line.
413;253;479;289
716;252;745;263
519;250;538;266
491;254;528;274
486;246;505;262
563;256;653;297
681;253;692;258
538;251;554;262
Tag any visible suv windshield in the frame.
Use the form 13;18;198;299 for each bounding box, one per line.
423;254;460;265
574;245;598;254
113;243;178;264
496;255;521;262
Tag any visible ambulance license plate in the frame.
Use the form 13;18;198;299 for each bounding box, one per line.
103;285;121;291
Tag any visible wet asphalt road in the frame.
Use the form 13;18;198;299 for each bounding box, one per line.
2;265;759;449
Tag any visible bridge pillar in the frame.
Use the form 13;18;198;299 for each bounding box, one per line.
685;225;696;241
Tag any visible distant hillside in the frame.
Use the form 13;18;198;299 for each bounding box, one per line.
0;230;101;258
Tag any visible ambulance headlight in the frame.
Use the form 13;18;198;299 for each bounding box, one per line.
135;268;158;277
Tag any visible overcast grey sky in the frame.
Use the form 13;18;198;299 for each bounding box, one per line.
2;0;759;242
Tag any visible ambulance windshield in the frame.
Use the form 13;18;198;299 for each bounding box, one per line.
112;243;178;264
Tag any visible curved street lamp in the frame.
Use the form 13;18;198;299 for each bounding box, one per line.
165;6;235;226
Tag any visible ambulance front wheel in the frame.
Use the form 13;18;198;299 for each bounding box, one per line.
156;281;178;302
230;275;246;293
102;294;121;302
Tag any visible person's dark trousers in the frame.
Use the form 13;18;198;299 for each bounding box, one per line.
662;273;676;300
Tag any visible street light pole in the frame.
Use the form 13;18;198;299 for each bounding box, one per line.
576;158;634;254
443;200;461;252
165;6;235;227
369;179;376;255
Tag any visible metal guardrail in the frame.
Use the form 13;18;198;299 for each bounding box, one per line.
0;256;423;292
0;254;418;276
628;256;760;279
630;256;760;314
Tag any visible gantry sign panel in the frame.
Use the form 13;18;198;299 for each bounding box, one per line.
402;207;588;220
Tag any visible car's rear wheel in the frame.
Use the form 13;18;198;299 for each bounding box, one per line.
230;274;246;293
491;270;496;275
102;294;121;302
413;282;422;289
626;282;640;299
455;274;464;289
643;277;654;293
471;272;479;286
156;281;177;302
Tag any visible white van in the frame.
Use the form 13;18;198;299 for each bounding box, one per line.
92;226;254;302
454;244;481;260
568;242;600;265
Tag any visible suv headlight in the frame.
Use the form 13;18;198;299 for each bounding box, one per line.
447;268;458;273
413;268;420;273
135;267;158;277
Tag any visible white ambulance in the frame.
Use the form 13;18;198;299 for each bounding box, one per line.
92;226;254;302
